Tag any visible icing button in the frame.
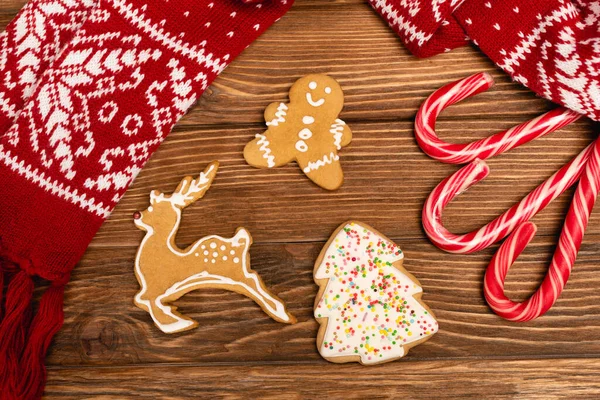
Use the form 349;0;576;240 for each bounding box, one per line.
299;128;313;140
295;140;309;152
303;116;315;124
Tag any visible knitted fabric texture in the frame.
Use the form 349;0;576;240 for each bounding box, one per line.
0;0;293;398
0;0;99;135
369;0;600;122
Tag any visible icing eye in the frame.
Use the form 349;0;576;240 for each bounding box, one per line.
309;81;317;90
325;87;332;94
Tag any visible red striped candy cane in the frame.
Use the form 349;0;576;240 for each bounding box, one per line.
415;73;582;164
422;143;594;254
484;137;600;321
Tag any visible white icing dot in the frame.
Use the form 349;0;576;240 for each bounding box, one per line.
213;252;218;258
204;258;208;263
220;245;226;251
204;250;209;256
230;250;235;255
223;256;228;261
211;259;216;264
295;140;308;152
148;206;154;212
309;81;317;90
299;128;313;140
325;87;332;94
234;257;240;264
210;242;217;249
303;116;315;124
195;253;199;257
201;245;206;249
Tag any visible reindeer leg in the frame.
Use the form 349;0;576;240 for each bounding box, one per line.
235;272;296;324
157;272;296;325
135;288;197;334
149;296;197;334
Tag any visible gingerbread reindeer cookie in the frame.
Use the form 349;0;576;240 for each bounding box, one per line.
133;162;296;334
244;74;352;190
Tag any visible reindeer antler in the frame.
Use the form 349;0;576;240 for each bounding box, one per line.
163;161;219;208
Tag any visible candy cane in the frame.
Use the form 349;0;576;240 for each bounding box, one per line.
415;73;582;164
422;143;594;254
484;137;600;321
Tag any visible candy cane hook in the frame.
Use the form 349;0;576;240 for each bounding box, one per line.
415;73;582;164
422;144;594;254
484;137;600;322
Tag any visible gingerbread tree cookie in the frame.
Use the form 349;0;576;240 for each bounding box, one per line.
244;74;352;190
314;221;438;364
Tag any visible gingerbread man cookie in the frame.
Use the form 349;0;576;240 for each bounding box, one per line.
244;74;352;190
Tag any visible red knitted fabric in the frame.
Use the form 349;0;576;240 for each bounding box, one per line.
0;0;98;135
369;0;600;122
0;0;293;398
368;0;468;57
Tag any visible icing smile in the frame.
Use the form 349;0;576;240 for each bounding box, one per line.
306;93;325;107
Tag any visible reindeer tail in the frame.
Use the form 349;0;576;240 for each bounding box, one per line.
232;228;252;251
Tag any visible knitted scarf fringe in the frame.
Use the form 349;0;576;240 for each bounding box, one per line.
0;254;66;400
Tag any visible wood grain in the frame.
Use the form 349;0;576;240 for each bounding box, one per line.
47;235;600;367
100;118;597;247
2;0;600;398
43;359;600;399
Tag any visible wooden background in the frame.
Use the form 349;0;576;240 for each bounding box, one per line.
3;0;600;398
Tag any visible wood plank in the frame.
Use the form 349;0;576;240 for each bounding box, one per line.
95;118;597;247
0;0;555;127
45;234;600;366
44;359;600;399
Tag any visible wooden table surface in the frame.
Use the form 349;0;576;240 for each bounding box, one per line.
3;0;600;398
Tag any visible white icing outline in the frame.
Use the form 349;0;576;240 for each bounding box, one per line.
330;119;346;150
303;152;339;173
266;103;288;127
255;133;276;168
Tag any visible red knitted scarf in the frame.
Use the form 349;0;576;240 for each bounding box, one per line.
369;0;600;122
0;1;293;398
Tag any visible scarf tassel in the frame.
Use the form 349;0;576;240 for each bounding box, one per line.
0;271;34;394
0;265;4;321
0;260;66;400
